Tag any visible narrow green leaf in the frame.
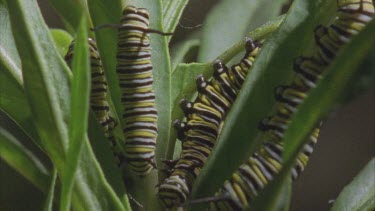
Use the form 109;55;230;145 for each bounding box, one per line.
171;39;200;70
47;0;90;33
0;68;41;145
0;0;41;145
0;0;21;85
0;80;128;211
60;16;90;211
278;178;292;211
162;0;188;42
87;113;132;210
254;16;375;211
6;0;71;169
44;169;58;211
5;1;130;210
331;158;375;211
190;0;336;208
50;29;73;57
0;127;51;192
73;138;128;211
88;0;124;132
197;0;287;62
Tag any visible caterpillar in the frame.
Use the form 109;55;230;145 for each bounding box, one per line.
115;5;173;175
92;5;172;175
65;38;117;146
207;0;374;210
157;38;262;207
209;132;319;210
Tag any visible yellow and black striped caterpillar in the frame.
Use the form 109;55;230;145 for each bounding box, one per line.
116;6;159;176
158;38;262;207
65;38;117;146
208;0;374;210
93;5;172;176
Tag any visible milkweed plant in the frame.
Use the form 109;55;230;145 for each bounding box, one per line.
0;0;374;210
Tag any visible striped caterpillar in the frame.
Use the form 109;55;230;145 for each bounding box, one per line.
92;5;172;176
158;38;262;207
65;38;117;147
208;0;374;210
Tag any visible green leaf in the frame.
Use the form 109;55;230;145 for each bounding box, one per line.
6;0;71;169
0;0;41;145
162;0;188;42
72;139;128;211
44;169;58;211
0;63;42;145
171;39;200;70
87;113;131;210
190;0;336;209
1;80;128;211
331;158;375;211
278;178;292;211
50;29;73;57
60;16;90;211
5;1;129;210
47;0;90;33
197;0;287;62
0;0;21;85
254;15;375;211
0;127;51;192
87;0;124;132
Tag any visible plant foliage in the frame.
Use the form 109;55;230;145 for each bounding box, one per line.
0;0;374;210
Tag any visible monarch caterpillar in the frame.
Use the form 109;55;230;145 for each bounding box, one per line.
65;38;117;147
207;0;374;210
114;5;172;175
92;5;172;175
157;38;262;207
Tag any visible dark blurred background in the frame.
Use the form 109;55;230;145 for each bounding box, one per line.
1;0;374;210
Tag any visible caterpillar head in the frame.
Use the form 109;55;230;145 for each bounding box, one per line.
158;175;190;208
